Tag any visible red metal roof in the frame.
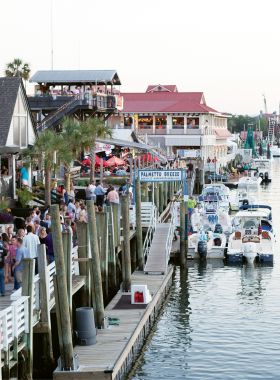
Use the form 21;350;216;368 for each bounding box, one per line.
121;92;214;113
215;129;233;138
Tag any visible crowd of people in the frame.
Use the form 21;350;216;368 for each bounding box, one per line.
36;85;114;98
84;180;133;206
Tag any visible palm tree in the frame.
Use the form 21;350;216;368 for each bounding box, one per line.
60;117;97;192
5;58;31;88
85;118;113;182
22;129;71;206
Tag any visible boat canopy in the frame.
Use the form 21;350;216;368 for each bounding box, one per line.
239;205;271;211
198;195;223;202
236;211;268;218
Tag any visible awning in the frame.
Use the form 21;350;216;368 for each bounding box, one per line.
95;137;155;151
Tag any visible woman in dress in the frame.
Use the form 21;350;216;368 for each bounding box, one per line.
39;227;47;245
2;233;11;283
7;226;14;240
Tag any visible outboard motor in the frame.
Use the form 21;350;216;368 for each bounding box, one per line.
259;172;263;179
265;172;269;181
198;241;207;260
214;223;223;234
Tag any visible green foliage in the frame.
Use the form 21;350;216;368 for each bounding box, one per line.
16;188;35;208
5;58;31;80
0;198;10;212
84;179;90;185
225;114;255;134
105;177;127;186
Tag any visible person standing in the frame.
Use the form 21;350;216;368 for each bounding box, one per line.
45;227;54;263
0;243;7;296
23;225;40;273
187;160;194;178
107;187;119;204
85;183;93;201
10;236;19;292
94;183;106;206
188;196;197;221
20;165;28;188
2;233;11;283
12;238;29;289
89;180;96;202
68;198;76;214
34;220;41;236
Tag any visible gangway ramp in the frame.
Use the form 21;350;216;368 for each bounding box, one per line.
144;225;171;274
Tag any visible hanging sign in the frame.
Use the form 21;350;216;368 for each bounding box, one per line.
138;169;183;182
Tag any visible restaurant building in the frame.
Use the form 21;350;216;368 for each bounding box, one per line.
109;84;232;166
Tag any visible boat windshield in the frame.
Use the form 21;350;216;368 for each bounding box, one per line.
242;218;259;229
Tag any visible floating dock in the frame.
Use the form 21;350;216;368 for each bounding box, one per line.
54;266;173;380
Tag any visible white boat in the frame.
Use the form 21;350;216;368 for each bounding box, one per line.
238;171;262;188
252;157;273;182
229;189;258;211
188;230;227;259
227;210;274;263
270;145;280;157
201;184;230;210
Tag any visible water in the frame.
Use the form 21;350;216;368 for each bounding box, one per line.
128;158;280;380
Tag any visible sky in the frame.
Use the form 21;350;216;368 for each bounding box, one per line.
1;0;280;115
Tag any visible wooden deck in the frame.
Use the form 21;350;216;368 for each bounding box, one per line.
0;281;14;311
54;266;173;380
144;225;170;274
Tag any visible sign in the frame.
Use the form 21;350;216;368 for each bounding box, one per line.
167;155;175;161
95;143;115;153
138;169;183;182
116;96;123;111
177;149;201;158
184;195;189;202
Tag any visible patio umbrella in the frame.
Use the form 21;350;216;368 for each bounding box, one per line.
105;156;126;166
140;153;159;162
82;155;101;167
259;142;263;156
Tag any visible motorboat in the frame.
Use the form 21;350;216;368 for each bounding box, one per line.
227;211;274;263
229;189;258;211
234;205;274;233
188;229;227;260
201;184;230;210
197;194;229;214
238;171;262;188
270;145;280;157
252;157;273;182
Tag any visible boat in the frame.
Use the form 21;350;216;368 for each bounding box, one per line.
270;145;280;157
229;189;258;211
227;210;274;263
188;229;227;260
238;170;262;188
201;184;230;210
252;157;273;182
235;205;274;233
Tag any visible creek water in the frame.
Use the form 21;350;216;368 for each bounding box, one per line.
128;158;280;379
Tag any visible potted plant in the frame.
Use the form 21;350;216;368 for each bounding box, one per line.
16;188;36;208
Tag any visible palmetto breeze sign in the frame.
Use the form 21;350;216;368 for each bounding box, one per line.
138;170;183;182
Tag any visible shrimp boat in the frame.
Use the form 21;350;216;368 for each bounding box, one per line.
188;229;227;260
227;210;274;263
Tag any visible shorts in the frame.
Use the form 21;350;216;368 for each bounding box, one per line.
16;270;22;283
188;207;194;215
22;179;28;186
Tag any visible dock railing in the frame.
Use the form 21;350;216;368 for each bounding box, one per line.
165;202;177;264
143;205;158;259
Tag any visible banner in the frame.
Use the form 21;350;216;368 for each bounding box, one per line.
177;149;201;158
138;169;183;182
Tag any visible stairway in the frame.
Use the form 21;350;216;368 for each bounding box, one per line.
134;131;168;162
144;225;171;274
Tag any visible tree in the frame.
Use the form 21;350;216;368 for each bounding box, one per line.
22;129;71;206
85;118;113;182
60;117;98;192
5;58;31;84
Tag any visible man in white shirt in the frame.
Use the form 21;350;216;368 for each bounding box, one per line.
23;225;40;274
89;180;96;202
68;199;76;214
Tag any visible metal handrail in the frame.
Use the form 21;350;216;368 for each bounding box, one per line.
165;203;176;264
135;131;168;159
143;205;157;259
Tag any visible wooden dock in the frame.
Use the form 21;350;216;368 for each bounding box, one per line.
54;266;174;380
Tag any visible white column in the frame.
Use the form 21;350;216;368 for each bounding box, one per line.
153;115;156;134
12;154;16;199
184;115;187;134
199;114;204;128
132;113;135;131
28;165;32;188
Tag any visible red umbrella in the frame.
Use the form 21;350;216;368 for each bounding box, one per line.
105;156;126;166
82;155;101;167
140;153;158;162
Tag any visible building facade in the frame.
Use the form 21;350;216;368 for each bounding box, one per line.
109;84;232;167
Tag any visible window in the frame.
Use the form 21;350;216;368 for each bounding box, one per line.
124;117;133;128
21;117;26;147
187;118;199;129
172;117;184;129
156;116;167;129
14;117;20;145
243;218;259;229
138;116;152;129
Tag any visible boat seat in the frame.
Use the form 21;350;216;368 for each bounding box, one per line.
242;236;260;243
262;231;271;239
233;231;241;240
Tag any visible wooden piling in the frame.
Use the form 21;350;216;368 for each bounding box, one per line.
135;179;144;270
86;200;105;328
104;206;117;289
163;182;168;208
143;182;149;202
154;183;159;210
120;196;132;291
50;204;74;370
96;211;109;297
131;236;137;272
159;183;164;214
180;202;186;266
22;258;35;378
37;245;53;359
112;203;120;247
62;232;73;325
76;222;90;307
